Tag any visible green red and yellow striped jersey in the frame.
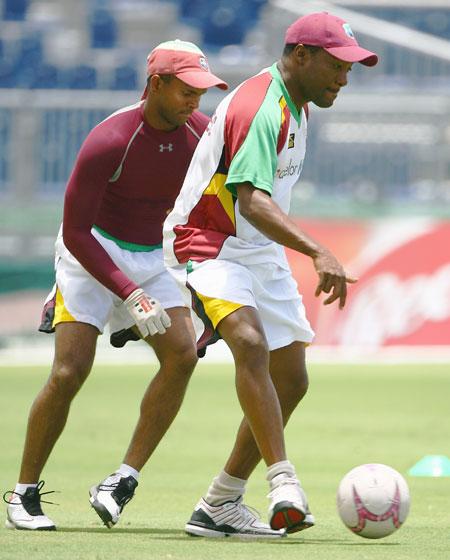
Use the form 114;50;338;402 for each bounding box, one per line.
164;63;308;270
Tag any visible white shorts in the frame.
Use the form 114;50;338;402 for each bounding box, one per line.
174;259;314;352
39;228;185;334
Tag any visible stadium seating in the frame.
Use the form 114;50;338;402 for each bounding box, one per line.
28;63;60;89
16;35;43;69
0;59;17;88
110;64;138;91
200;2;248;47
3;0;29;21
63;64;98;89
90;8;118;49
0;0;268;89
0;0;449;254
0;0;448;90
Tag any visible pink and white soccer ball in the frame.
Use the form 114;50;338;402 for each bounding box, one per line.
336;463;410;539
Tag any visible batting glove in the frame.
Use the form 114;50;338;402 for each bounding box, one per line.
123;288;171;338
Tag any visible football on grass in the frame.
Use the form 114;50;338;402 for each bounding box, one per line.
336;463;410;539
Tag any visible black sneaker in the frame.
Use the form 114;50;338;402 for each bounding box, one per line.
89;474;138;528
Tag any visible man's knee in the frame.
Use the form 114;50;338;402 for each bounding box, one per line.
177;343;198;373
161;341;198;376
231;328;269;366
48;360;91;398
280;367;309;412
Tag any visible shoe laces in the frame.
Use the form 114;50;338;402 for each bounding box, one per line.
3;480;58;516
225;498;260;522
98;475;137;512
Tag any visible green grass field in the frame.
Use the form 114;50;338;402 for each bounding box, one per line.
1;362;449;560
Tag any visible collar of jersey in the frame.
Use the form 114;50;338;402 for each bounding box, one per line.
269;62;302;125
93;225;162;252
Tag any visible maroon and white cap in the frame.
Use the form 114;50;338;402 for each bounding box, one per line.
141;39;228;99
285;12;378;66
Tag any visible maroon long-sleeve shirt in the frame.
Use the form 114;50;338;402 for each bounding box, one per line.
62;101;209;300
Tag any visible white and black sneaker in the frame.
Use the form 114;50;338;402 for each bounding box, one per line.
267;473;315;534
185;497;285;539
89;473;138;528
4;481;56;530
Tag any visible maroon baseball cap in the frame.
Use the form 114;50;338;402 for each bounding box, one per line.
141;39;228;99
285;12;378;67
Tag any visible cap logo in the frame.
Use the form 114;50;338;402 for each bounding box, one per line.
342;23;354;38
199;56;209;71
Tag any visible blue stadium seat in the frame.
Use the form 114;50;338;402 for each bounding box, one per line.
29;64;60;89
180;0;265;32
200;1;248;47
110;65;138;90
179;0;208;24
90;8;118;48
0;60;18;88
16;36;43;70
246;0;266;18
64;65;98;89
3;0;29;21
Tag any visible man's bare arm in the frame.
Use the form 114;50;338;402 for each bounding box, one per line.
237;182;357;308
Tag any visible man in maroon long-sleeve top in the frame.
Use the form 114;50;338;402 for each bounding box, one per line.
4;40;228;531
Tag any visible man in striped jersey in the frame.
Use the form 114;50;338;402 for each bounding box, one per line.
5;40;230;531
164;13;378;536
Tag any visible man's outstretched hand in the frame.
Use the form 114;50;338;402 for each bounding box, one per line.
313;250;357;309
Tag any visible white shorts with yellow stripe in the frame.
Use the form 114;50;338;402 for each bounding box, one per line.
176;259;314;353
39;228;184;335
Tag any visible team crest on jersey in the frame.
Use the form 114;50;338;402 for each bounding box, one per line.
159;143;173;152
199;56;209;71
288;133;295;149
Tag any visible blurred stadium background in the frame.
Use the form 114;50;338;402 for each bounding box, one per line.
0;0;449;362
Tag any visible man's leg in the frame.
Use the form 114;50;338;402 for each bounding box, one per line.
222;342;308;480
6;322;98;530
184;307;289;539
192;323;314;531
90;307;198;527
219;308;286;467
123;307;197;469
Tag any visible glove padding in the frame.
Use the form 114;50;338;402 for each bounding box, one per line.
123;288;171;338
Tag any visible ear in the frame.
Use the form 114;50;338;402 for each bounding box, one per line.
293;44;309;66
148;74;164;93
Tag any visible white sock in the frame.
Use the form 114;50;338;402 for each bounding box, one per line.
117;464;140;482
204;470;247;506
15;483;37;495
266;460;296;483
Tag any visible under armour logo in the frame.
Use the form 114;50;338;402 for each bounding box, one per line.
159;143;173;152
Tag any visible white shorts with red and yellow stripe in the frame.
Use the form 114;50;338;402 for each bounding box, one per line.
171;259;314;353
39;228;185;335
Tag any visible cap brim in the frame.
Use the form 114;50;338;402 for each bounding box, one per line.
176;71;229;90
325;45;378;67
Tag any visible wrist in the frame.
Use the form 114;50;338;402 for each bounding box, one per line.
304;245;324;260
122;284;141;302
123;288;145;306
